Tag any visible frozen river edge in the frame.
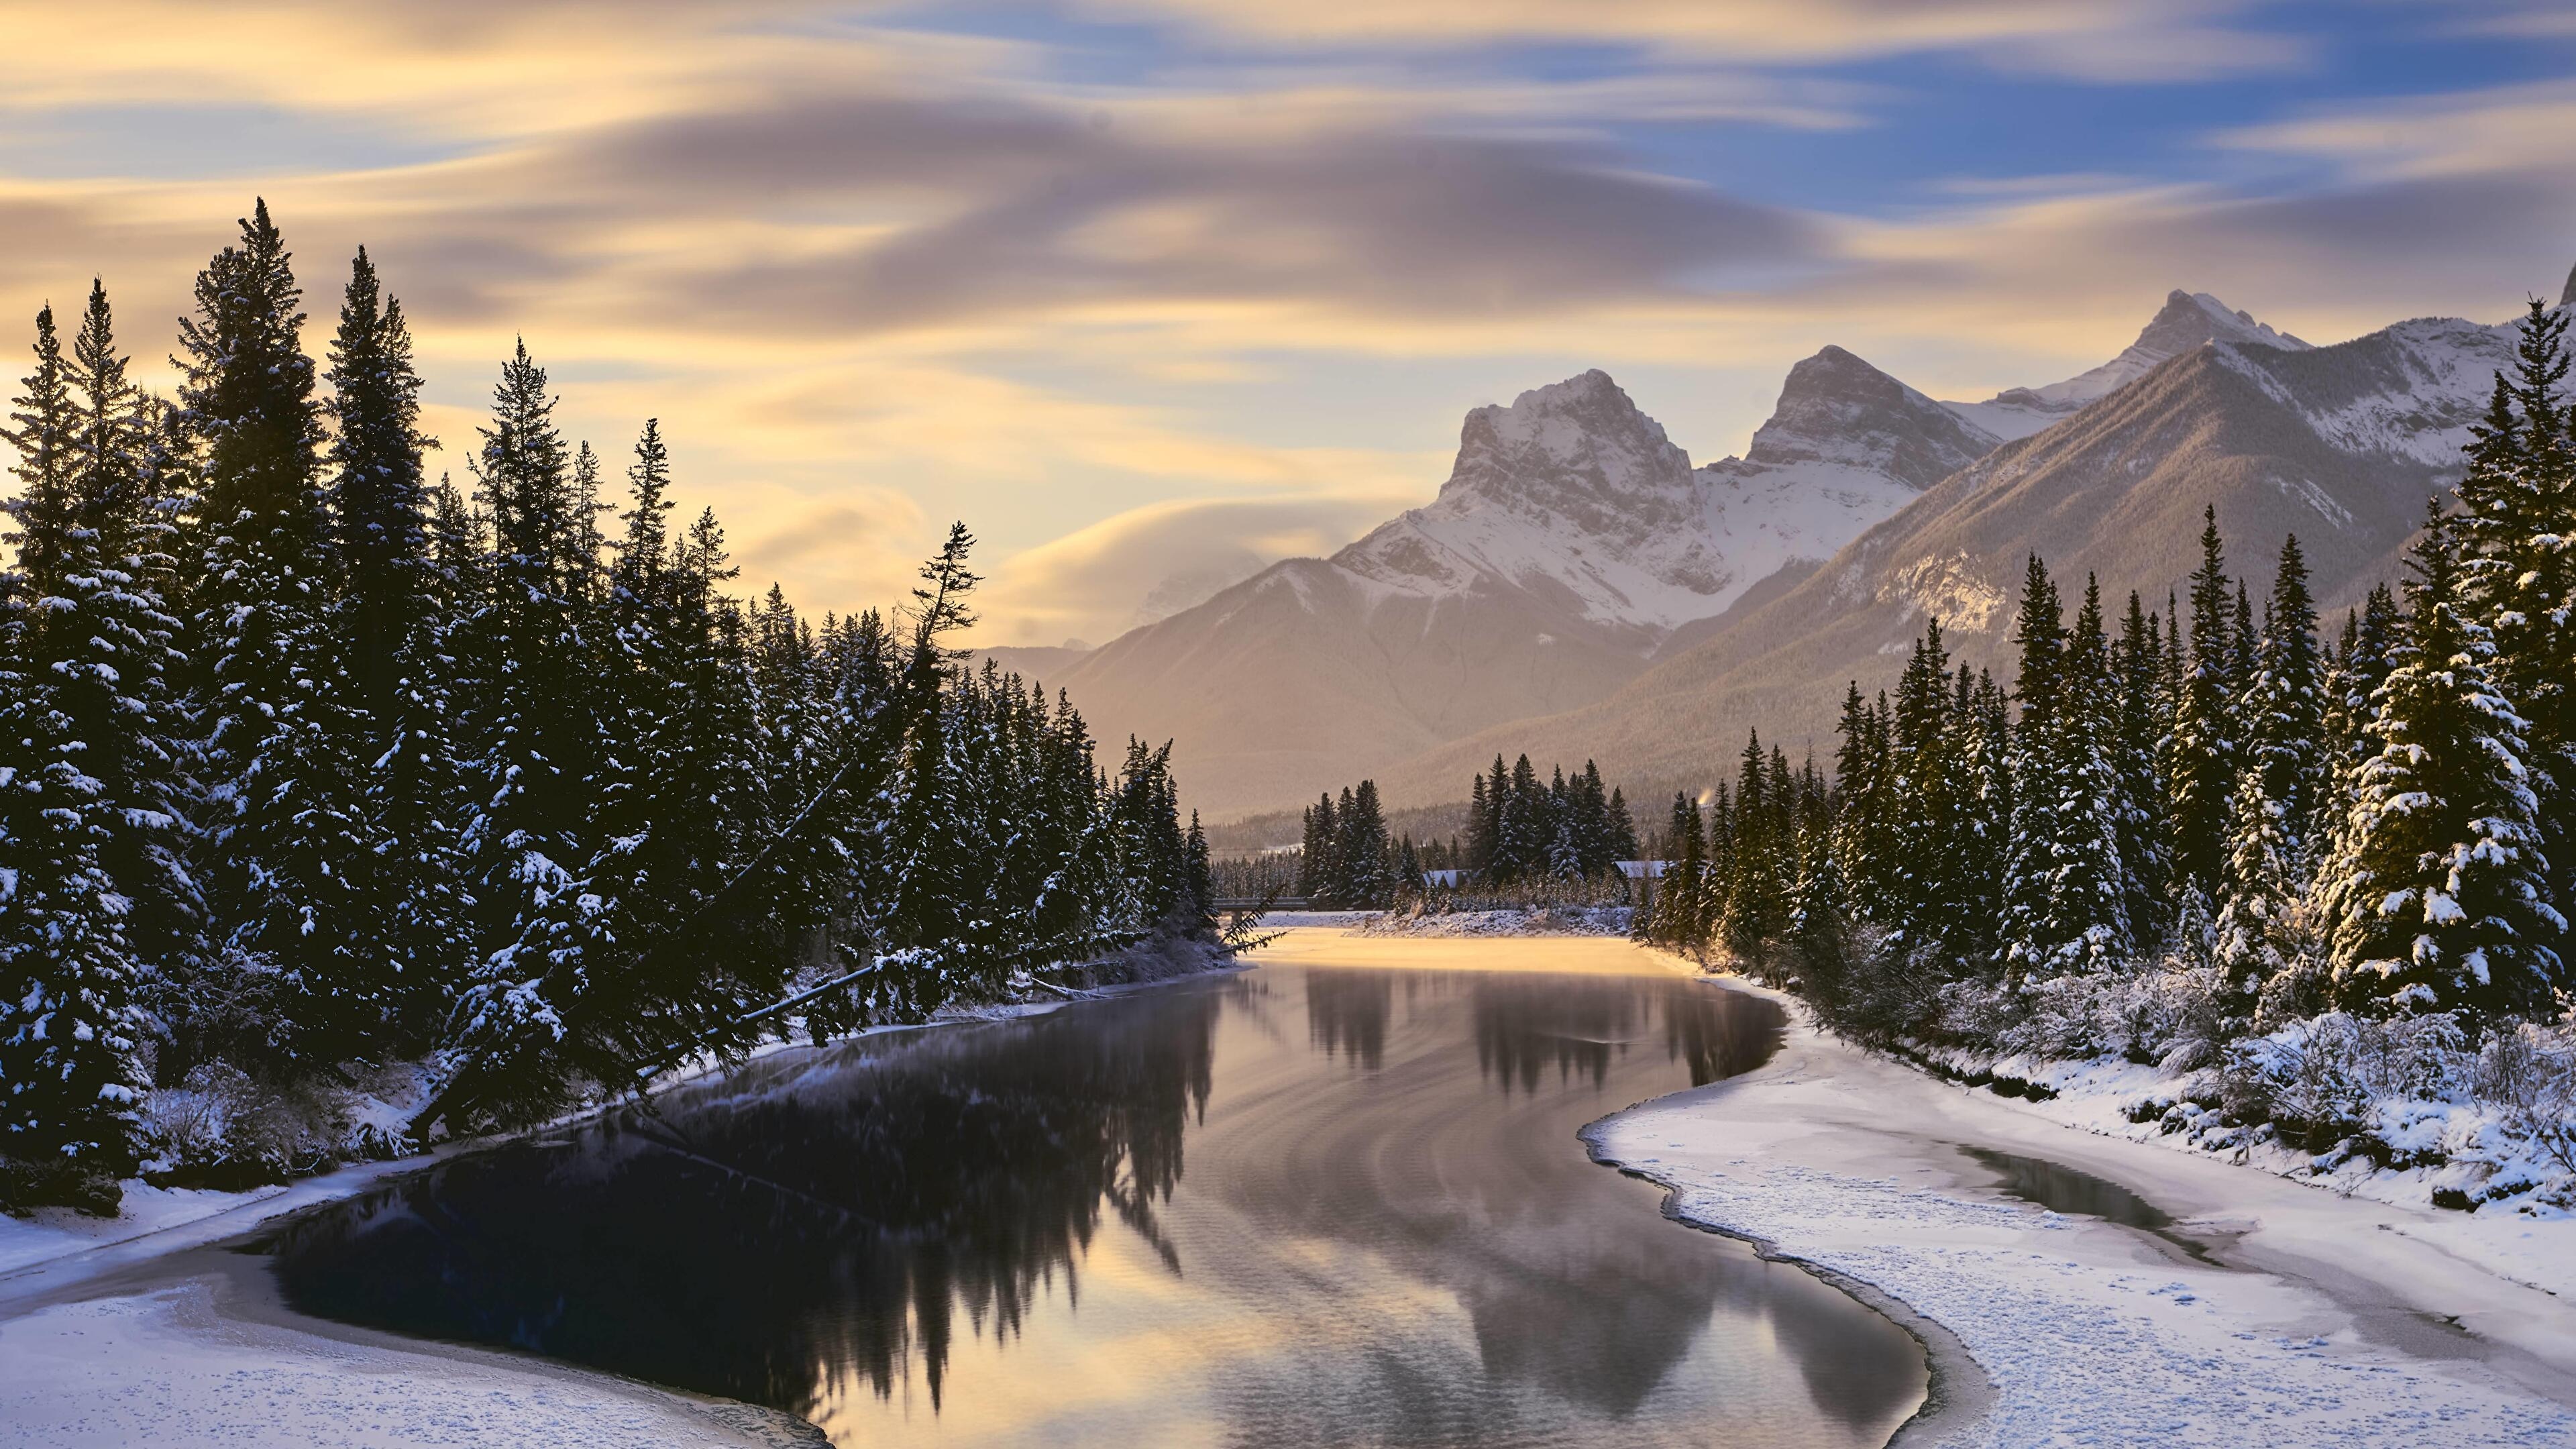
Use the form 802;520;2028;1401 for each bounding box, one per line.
1590;949;2576;1448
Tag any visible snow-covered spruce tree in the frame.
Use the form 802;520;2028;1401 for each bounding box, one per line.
1784;822;1858;1005
174;201;385;1068
2167;506;2239;900
56;286;195;996
1652;792;1707;949
1339;779;1391;907
1719;730;1788;966
2002;562;2131;980
0;303;152;1212
1298;791;1336;902
2453;301;2576;909
1948;667;2012;969
1185;812;1216;931
437;342;614;1115
2242;535;2325;867
1575;761;1613;873
1884;621;1961;959
2318;584;2402;875
2214;753;2312;1032
1500;753;1545;883
324;248;461;1044
2113;592;2173;945
1830;682;1894;917
2321;503;2564;1017
1460;772;1491;882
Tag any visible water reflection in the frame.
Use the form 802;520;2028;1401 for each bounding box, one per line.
262;962;1923;1446
266;987;1222;1413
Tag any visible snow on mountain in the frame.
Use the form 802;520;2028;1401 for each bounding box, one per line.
1335;352;1994;639
2219;313;2516;468
1945;290;2312;440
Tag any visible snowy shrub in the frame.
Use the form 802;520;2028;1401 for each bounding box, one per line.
2006;973;2121;1059
2475;1019;2576;1181
2227;1012;2477;1156
138;1063;361;1189
2123;960;2226;1071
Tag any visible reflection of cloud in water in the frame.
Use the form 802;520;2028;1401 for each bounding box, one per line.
262;964;1916;1448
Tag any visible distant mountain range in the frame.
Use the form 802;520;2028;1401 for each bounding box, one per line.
987;280;2553;832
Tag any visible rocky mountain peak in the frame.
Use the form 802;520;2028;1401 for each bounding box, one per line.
1436;368;1696;520
1984;288;2309;419
2135;288;2308;359
2561;260;2576;309
1729;344;2001;491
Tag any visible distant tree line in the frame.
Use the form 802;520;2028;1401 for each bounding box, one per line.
1296;780;1401;908
1275;757;1642;910
1640;301;2576;1073
0;201;1213;1214
1463;756;1639;883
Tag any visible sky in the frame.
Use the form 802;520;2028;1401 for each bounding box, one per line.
2;0;2573;647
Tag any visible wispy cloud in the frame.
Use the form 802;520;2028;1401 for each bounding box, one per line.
0;0;2561;647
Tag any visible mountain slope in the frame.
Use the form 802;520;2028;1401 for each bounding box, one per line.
988;356;1992;818
1372;309;2518;812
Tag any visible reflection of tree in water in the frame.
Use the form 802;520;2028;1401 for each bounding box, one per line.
1471;976;1640;1093
262;985;1226;1421
1212;969;1892;1445
1304;969;1394;1067
1661;979;1786;1085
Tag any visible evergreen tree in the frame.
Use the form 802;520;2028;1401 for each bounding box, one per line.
1885;621;1959;953
1719;731;1788;965
1650;792;1705;949
2112;592;2172;943
2454;300;2576;910
2242;535;2324;864
175;201;383;1063
1605;786;1638;861
2320;504;2563;1016
1299;791;1336;901
2168;506;2239;898
0;303;152;1208
325;249;459;1040
2214;754;2306;1032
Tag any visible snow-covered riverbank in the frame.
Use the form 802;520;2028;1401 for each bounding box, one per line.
1589;955;2576;1446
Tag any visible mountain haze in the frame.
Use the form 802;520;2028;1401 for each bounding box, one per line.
990;351;1998;818
988;286;2534;829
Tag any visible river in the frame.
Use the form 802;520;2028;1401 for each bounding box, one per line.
256;933;1927;1446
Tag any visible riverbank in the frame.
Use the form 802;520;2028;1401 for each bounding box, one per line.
0;955;1245;1448
1581;950;2576;1447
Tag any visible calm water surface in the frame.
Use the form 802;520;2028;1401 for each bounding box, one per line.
262;955;1925;1446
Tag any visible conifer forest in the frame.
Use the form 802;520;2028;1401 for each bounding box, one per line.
0;203;1216;1214
1628;303;2576;1152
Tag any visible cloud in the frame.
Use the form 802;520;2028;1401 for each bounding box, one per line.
979;489;1417;645
0;1;2559;648
1081;0;2308;80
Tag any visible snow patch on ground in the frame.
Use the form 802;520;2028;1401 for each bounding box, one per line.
1358;906;1634;938
1915;1045;2576;1301
0;1277;816;1447
1589;959;2576;1448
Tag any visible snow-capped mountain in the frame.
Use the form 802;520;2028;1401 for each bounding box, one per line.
1943;290;2312;440
1373;296;2536;814
988;352;1998;818
1334;354;1993;641
983;280;2481;824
